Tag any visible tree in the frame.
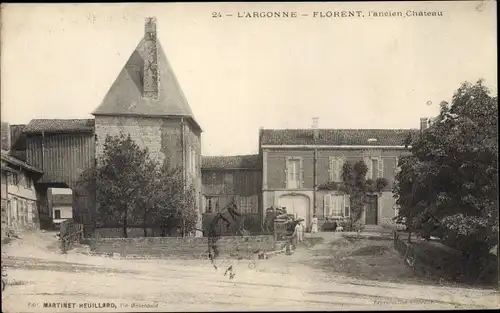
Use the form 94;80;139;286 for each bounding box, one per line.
76;133;198;238
94;134;154;237
151;164;198;237
394;80;498;260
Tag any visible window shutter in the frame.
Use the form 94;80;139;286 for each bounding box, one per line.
329;157;335;182
299;158;304;188
201;196;206;213
395;157;401;174
284;157;290;188
378;158;384;180
344;194;351;217
364;157;372;179
324;194;332;217
337;157;345;181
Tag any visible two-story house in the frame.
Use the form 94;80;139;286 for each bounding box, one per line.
259;127;419;228
1;149;44;236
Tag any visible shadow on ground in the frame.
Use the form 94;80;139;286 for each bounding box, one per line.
3;256;140;275
300;236;455;287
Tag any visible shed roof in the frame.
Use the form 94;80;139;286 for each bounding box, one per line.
202;155;261;170
1;149;43;174
23;119;95;134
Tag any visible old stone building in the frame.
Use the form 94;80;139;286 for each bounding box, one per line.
92;17;202;232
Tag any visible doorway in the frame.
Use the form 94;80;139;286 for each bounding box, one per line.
365;195;378;225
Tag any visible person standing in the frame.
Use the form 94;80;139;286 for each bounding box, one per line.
311;214;319;234
296;220;304;243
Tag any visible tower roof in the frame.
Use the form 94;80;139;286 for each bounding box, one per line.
92;18;201;131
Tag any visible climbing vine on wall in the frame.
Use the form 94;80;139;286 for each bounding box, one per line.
317;160;389;229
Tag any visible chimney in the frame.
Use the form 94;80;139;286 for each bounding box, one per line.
420;117;429;131
312;117;319;140
143;17;159;100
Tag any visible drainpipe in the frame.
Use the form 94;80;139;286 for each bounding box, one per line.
313;148;317;215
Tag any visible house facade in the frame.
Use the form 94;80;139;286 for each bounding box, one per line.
1;149;43;236
260;128;418;228
47;188;74;228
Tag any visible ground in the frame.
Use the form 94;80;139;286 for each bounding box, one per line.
1;231;499;312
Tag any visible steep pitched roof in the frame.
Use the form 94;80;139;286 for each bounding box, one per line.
92;32;201;131
202;155;262;170
23;119;95;134
260;129;419;146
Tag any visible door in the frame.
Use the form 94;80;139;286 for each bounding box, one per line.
279;195;309;225
365;195;378;225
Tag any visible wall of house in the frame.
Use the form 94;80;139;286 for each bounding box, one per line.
52;205;73;224
26;132;95;186
183;120;202;234
263;147;410;226
2;169;39;232
264;149;315;190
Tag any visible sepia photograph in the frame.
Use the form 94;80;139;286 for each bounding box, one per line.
0;1;498;311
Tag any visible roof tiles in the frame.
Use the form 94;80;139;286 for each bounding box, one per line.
23;119;95;134
260;129;419;146
202;155;261;170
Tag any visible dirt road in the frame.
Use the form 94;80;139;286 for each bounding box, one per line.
2;232;499;312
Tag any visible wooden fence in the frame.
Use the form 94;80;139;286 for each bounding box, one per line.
60;219;84;253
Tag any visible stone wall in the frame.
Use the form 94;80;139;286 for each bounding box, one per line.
87;235;275;259
94;116;183;166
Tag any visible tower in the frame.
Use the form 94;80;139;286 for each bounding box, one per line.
92;17;202;235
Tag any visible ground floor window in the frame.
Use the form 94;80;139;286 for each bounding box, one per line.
324;194;350;218
239;197;257;214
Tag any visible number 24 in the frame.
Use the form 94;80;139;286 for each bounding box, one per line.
212;12;222;18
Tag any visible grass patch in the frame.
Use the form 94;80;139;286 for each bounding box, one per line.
350;245;390;256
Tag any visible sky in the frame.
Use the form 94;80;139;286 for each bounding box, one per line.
1;2;497;156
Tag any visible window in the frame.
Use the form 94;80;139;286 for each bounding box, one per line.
206;197;213;213
324;194;350;218
54;209;61;219
329;157;345;182
25;175;32;189
286;158;301;189
27;201;33;224
10;173;18;185
364;157;384;180
239;197;255;214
